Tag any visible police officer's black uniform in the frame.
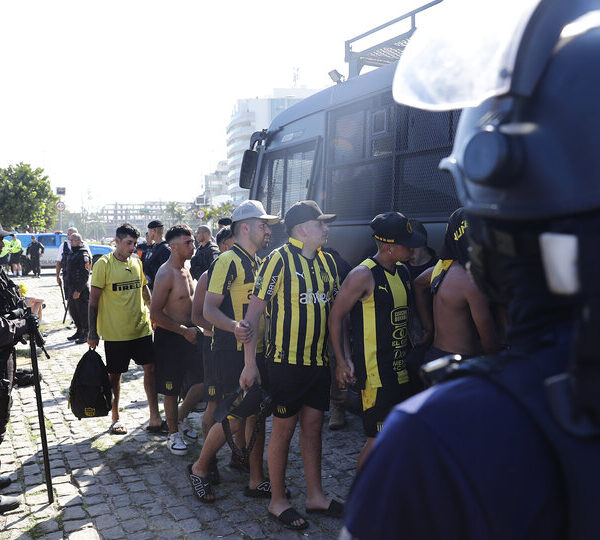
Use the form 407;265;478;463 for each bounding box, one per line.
66;245;91;343
343;1;600;539
189;240;219;281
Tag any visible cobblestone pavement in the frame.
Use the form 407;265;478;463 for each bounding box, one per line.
0;272;364;539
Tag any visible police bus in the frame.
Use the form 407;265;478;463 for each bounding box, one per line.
239;1;460;265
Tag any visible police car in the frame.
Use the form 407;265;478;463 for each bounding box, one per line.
12;232;112;275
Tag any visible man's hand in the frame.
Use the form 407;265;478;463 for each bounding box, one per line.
72;291;80;300
87;337;99;349
239;364;261;391
234;320;253;343
182;326;197;344
336;358;356;389
56;275;62;286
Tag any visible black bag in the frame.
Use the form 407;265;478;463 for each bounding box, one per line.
68;349;112;419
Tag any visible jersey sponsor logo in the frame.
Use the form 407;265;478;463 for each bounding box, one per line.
112;280;141;292
390;307;407;325
299;290;329;305
266;275;278;296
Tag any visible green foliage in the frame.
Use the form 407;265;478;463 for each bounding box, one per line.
0;163;59;230
164;201;189;226
204;203;234;224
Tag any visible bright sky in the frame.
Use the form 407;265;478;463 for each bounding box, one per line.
0;0;431;212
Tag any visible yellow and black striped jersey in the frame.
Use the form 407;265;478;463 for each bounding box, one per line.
350;258;411;389
253;237;339;367
206;243;264;352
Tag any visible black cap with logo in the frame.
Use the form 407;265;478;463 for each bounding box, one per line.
370;212;426;248
147;220;164;229
284;200;336;233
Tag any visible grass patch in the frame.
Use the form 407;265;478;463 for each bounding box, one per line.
25;521;47;540
44;417;52;431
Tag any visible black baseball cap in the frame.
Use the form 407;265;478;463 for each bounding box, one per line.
218;217;232;227
370;212;426;248
147;220;163;229
284;200;336;232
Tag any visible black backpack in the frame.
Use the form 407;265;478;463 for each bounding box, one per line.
68;349;112;419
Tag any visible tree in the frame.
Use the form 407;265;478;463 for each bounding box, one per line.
164;201;188;226
204;203;234;224
0;163;59;230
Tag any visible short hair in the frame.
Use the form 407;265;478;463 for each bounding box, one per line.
231;218;253;237
196;225;211;236
67;227;78;233
116;223;140;240
166;224;193;243
216;227;233;246
70;233;82;242
31;235;36;240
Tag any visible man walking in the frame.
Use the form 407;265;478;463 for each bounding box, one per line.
26;236;44;278
190;225;219;281
66;233;91;345
143;220;170;291
240;200;343;530
88;223;164;435
150;225;203;455
329;212;425;469
188;200;277;502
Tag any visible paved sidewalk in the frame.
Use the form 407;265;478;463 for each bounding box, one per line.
0;272;364;539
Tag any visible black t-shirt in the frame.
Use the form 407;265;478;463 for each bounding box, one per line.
143;240;171;289
190;241;219;280
26;242;44;258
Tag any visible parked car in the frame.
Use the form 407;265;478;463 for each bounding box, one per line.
11;232;112;275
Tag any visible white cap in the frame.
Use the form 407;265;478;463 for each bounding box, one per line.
231;200;279;225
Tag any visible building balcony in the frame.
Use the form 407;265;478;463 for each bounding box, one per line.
227;111;255;132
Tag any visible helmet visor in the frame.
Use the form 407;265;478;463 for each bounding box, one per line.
393;0;542;111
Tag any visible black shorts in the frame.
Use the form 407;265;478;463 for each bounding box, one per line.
212;349;267;403
361;383;411;438
154;326;202;397
0;255;8;265
267;361;330;418
9;251;22;265
204;338;218;401
105;335;154;374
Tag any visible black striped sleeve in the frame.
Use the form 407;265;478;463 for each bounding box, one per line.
254;251;284;301
207;254;237;296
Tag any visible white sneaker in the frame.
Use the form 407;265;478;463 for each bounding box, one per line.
167;432;188;456
179;418;198;443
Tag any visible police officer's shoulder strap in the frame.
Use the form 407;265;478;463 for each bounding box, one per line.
442;345;600;540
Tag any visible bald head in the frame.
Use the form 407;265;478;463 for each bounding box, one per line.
196;225;212;245
70;233;83;247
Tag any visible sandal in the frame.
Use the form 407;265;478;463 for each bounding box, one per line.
306;499;344;518
109;422;127;435
269;507;308;530
244;480;291;499
146;420;168;434
187;464;215;503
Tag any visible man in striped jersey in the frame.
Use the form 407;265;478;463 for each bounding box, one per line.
188;200;278;502
240;200;343;530
329;212;425;469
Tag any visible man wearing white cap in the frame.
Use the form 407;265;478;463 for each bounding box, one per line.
188;200;278;502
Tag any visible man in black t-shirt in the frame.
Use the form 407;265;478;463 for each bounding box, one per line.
26;236;44;277
143;220;171;290
190;225;219;280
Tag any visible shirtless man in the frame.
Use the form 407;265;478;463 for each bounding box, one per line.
415;208;499;363
150;224;202;456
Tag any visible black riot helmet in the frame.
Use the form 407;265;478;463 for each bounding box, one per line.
394;0;600;433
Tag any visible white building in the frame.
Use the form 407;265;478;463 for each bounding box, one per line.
226;87;318;204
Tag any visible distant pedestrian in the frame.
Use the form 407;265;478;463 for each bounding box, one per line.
65;233;91;344
0;235;9;273
88;223;165;435
7;234;23;277
190;225;219;281
26;236;44;277
143;220;170;290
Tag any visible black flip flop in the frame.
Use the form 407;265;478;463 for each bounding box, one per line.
146;420;168;434
187;465;215;503
306;499;344;518
245;480;291;499
270;507;308;530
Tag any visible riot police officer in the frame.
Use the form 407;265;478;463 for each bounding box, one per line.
342;1;600;538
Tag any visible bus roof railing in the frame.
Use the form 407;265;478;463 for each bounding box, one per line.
345;0;443;78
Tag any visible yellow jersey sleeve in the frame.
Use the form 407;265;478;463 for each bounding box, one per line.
90;255;108;289
207;254;237;296
254;251;284;301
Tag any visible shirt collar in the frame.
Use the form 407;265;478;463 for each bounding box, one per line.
288;237;322;255
232;243;258;266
